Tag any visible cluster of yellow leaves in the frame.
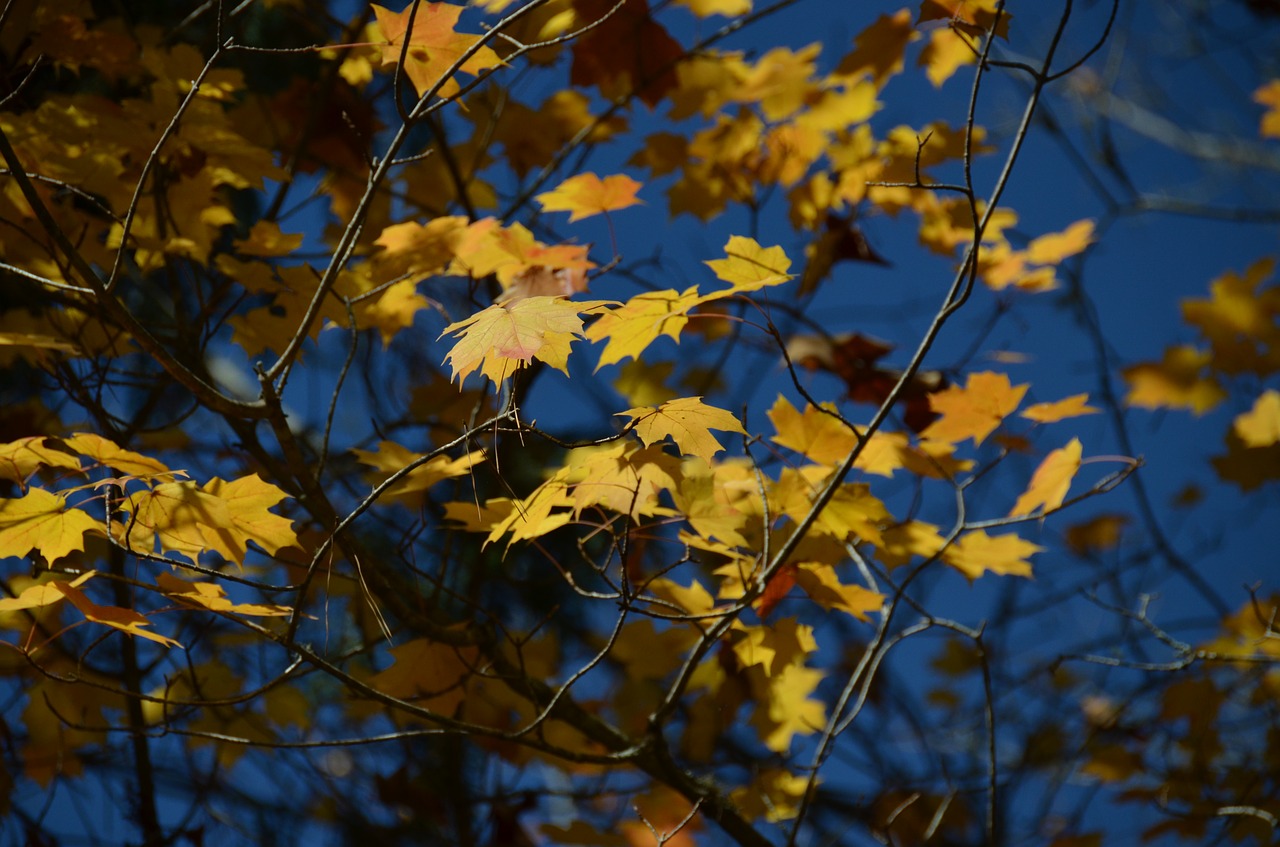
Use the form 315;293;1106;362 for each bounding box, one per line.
0;434;299;651
1123;259;1280;489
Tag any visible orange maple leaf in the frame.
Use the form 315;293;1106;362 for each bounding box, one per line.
1009;438;1083;517
921;371;1028;445
833;9;918;88
372;2;502;98
536;172;644;222
55;582;180;647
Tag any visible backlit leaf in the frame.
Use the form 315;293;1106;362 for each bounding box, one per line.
704;236;793;293
620;397;747;461
440;296;610;384
372;2;502;98
0;571;96;612
1233;389;1280;447
586;287;704;369
536;172;643;222
55;582;180;647
156;573;291;617
1009;438;1082;516
0;489;103;565
921;371;1028;445
943;529;1041;579
1021;394;1099;423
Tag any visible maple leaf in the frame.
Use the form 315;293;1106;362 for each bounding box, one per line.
372;2;502;98
833;9;919;88
198;475;299;563
1123;345;1226;415
1255;79;1280;138
704;235;793;294
943;529;1041;580
1009;438;1083;517
370;638;479;714
1233;390;1280;447
673;0;751;17
353;442;485;502
0;571;96;613
1026;219;1095;265
793;563;883;620
0;489;104;565
767;396;857;465
586;287;704;369
55;582;180;647
749;661;826;753
119;481;229;562
1021;393;1099;423
0;437;82;485
620;397;747;461
921;371;1028;445
535;172;643;222
62;433;170;477
440;296;610;385
1064;514;1130;556
156;573;291;617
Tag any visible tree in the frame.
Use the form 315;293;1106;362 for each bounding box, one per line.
0;0;1277;844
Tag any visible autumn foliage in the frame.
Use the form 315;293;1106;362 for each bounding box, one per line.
1;0;1278;845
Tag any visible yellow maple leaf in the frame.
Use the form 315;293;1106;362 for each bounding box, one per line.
749;662;826;753
198;475;299;563
793;563;883;620
1234;390;1280;447
440;296;609;385
732;619;817;676
1021;393;1099;423
0;488;104;565
879;520;946;568
484;478;575;547
0;436;82;485
673;0;750;17
918;26;975;87
1123;345;1226;415
921;371;1028;445
156;573;291;617
0;571;96;612
62;433;170;477
730;768;811;823
1026;219;1095;265
1254;79;1280;138
704;235;793;294
371;2;502;98
55;582;180;647
620;397;747;461
767;396;857;465
1064;514;1129;556
353;442;485;501
120;481;229;561
535;172;643;222
1009;438;1083;517
586;287;704;369
832;9;919;89
369;638;478;714
943;529;1041;579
